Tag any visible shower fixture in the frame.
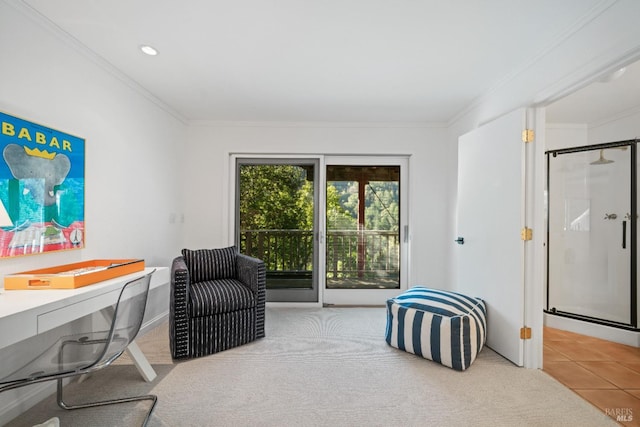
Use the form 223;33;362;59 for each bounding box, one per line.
590;149;614;165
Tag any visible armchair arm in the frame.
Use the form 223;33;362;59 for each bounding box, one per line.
170;256;191;359
237;253;266;339
236;253;266;294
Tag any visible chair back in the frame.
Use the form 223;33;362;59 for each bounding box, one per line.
97;269;155;367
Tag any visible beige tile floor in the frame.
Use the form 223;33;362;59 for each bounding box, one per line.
544;327;640;426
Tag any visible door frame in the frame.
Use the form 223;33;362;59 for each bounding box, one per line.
229;154;324;306
526;107;546;370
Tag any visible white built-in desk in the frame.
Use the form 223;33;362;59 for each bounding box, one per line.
0;267;168;382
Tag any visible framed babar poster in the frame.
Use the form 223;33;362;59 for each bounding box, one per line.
0;111;85;257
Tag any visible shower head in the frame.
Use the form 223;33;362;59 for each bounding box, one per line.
590;149;614;165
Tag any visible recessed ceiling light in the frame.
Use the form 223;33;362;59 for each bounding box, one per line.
140;45;158;56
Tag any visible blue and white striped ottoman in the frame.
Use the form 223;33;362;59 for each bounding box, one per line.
385;286;487;371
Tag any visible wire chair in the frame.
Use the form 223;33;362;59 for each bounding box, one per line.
0;270;158;426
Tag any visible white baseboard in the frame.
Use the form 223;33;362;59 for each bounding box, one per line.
139;310;169;336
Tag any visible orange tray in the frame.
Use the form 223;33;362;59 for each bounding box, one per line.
4;259;145;290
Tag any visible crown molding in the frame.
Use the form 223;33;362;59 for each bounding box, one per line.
589;104;640;130
545;104;640;131
6;0;188;125
188;120;447;129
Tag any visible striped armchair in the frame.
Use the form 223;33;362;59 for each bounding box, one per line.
170;246;266;359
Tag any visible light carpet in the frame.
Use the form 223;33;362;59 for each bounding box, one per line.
7;307;616;426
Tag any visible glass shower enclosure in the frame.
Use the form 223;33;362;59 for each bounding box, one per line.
546;140;638;329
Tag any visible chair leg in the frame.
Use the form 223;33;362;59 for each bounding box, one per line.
57;378;157;427
55;337;157;426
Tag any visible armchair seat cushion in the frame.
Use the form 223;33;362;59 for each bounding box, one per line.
189;279;256;317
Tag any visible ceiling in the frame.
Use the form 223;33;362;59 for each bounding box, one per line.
20;0;636;124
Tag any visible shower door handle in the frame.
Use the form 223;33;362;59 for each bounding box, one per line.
622;220;626;249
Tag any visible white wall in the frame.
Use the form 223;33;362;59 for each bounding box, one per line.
0;4;186;422
184;122;452;289
545;124;588;151
0;2;186;279
588;108;640;144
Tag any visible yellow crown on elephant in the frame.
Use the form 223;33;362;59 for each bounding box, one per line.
24;146;57;160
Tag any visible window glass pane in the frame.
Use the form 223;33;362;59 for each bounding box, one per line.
239;163;315;292
326;165;400;289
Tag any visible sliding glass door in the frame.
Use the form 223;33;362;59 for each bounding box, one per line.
235;155;408;305
323;156;408;305
236;158;319;303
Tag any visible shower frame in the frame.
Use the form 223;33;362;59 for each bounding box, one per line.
545;139;638;331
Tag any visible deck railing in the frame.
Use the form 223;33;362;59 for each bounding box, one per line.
241;229;399;279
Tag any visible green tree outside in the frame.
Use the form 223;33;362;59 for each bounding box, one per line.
239;164;399;285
